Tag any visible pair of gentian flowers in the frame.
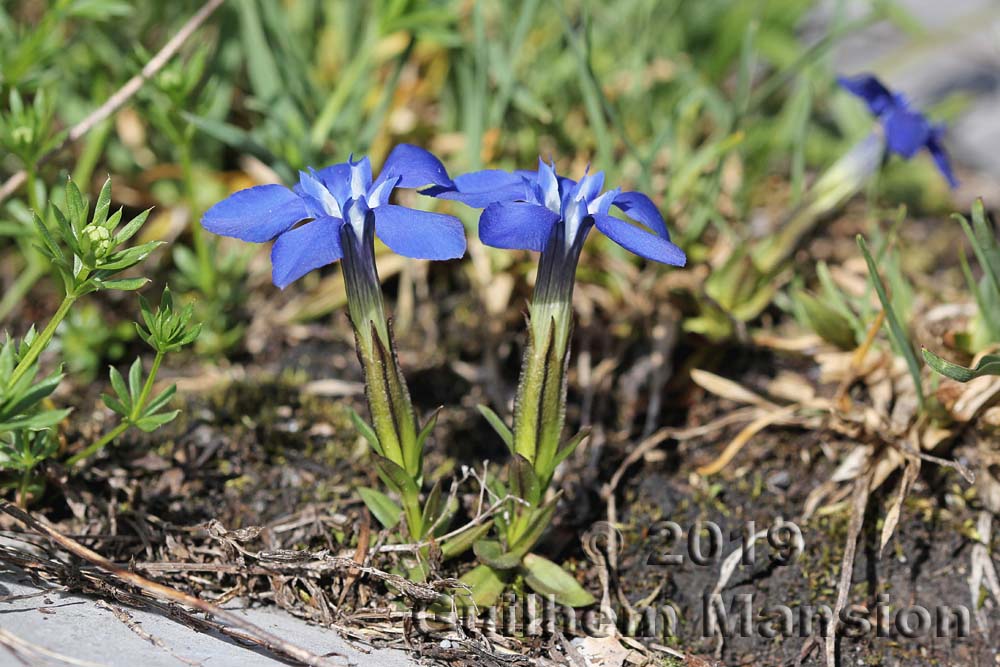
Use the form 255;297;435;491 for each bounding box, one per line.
203;73;955;283
203;145;685;285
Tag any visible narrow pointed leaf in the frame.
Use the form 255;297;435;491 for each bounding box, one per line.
416;407;441;448
552;428;590;469
94;178;112;226
348;406;382;456
134;410;179;432
509;496;557;556
477;404;514;453
128;358;143;408
374;454;419;498
857;236;925;409
358;486;402;530
421;479;445;530
440;522;492;559
922;349;1000;382
108;366;130;409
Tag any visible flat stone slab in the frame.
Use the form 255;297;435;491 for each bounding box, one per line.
0;573;418;667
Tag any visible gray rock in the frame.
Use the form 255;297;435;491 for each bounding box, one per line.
0;574;418;667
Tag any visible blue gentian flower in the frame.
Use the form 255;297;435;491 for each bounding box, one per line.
426;159;686;266
429;159;685;474
202;144;466;287
837;73;958;188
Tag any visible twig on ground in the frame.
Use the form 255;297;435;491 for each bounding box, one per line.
95;600;203;667
0;500;343;667
825;469;873;667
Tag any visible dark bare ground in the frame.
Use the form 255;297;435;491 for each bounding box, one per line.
616;434;998;666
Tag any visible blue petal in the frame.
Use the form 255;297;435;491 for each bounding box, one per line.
424;169;529;208
292;184;326;219
298;170;341;217
270;216;344;288
588;187;620;217
883;107;931;158
593;213;686;266
926;130;958;189
479;201;561;252
201;185;308;243
377;144;454;189
572;169;605;204
373;205;466;260
349;156;372;199
367;175;400;208
837;74;896;116
536;159;561;212
313;163;352;204
612;191;668;237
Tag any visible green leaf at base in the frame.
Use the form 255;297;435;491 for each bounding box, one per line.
440;522;491;559
922;348;1000;383
358;486;402;530
453;564;507;609
521;553;595;607
473;539;524;570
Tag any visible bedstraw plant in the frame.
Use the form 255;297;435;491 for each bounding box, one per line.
0;179;195;504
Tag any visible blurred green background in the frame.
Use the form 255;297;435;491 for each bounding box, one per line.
0;0;964;362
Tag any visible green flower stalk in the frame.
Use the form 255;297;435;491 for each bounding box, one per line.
514;224;582;492
201;147;467;546
429;159;685;605
340;216;424;536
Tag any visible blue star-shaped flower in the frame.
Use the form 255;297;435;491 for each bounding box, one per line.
201;144;466;287
426;159;685;266
837;73;958;188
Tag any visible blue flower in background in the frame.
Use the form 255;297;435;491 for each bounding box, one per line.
202;144;466;287
837;73;958;188
427;159;686;266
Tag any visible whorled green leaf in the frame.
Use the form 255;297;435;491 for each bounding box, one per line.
107;365;131;411
0;407;71;432
127;357;142;408
133;410;179;432
143;384;177;417
95;277;150;292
